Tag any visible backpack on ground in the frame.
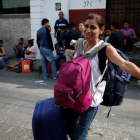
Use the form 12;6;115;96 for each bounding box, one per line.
54;38;108;113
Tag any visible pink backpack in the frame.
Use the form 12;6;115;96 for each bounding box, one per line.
54;39;107;113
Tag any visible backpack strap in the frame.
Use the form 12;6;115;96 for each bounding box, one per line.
77;38;85;56
85;42;110;59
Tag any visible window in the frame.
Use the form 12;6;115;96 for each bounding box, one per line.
0;0;30;14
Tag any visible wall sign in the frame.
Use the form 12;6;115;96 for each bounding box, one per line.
83;1;93;7
55;3;61;11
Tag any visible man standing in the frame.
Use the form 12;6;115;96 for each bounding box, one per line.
37;18;58;79
120;20;137;54
58;22;80;61
54;11;69;40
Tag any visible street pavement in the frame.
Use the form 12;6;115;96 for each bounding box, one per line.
0;70;140;140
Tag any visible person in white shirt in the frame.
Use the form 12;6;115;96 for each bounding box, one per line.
65;13;140;140
9;39;37;71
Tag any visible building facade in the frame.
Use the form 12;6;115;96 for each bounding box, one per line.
30;0;106;58
0;0;106;58
0;0;139;59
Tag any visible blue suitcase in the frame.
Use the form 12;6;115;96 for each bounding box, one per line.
32;98;68;140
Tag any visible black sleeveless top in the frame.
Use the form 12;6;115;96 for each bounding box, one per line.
98;46;107;74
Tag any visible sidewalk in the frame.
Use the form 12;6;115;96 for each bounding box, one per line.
0;70;140;140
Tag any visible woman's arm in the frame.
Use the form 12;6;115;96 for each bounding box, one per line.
106;45;140;79
24;50;32;55
0;47;6;56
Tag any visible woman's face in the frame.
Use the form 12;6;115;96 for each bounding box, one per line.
84;19;104;41
79;23;84;32
28;43;31;47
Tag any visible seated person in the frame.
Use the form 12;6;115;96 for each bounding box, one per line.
104;26;111;43
54;40;66;70
120;20;137;54
108;22;126;52
0;40;9;70
13;38;28;59
9;39;37;71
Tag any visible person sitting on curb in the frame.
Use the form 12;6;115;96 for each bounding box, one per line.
54;40;66;70
120;20;137;54
13;38;28;59
9;39;37;71
0;40;9;70
108;22;126;52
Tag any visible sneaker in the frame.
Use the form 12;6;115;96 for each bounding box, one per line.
53;77;57;80
43;77;48;79
2;67;7;70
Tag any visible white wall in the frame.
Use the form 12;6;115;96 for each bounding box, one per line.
30;0;106;59
30;0;44;59
69;0;106;10
43;0;69;42
30;0;69;59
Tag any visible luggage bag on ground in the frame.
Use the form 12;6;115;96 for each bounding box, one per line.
32;98;68;140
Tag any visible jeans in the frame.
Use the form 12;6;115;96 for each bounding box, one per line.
40;47;58;78
54;53;66;70
65;107;98;140
0;55;9;68
126;37;135;52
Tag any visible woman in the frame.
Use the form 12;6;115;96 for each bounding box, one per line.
0;40;9;70
65;13;140;140
79;21;85;38
9;39;37;71
108;22;126;51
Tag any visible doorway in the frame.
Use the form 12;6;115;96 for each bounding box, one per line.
106;0;140;36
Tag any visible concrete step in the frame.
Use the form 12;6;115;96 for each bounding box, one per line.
5;58;65;71
3;51;140;71
5;58;41;71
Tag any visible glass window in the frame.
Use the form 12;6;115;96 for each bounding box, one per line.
0;0;30;14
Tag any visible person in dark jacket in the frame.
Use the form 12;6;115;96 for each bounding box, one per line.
108;22;126;52
37;18;58;79
58;22;81;61
54;11;69;40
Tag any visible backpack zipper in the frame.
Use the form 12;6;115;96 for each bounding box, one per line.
76;90;83;98
68;94;75;103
